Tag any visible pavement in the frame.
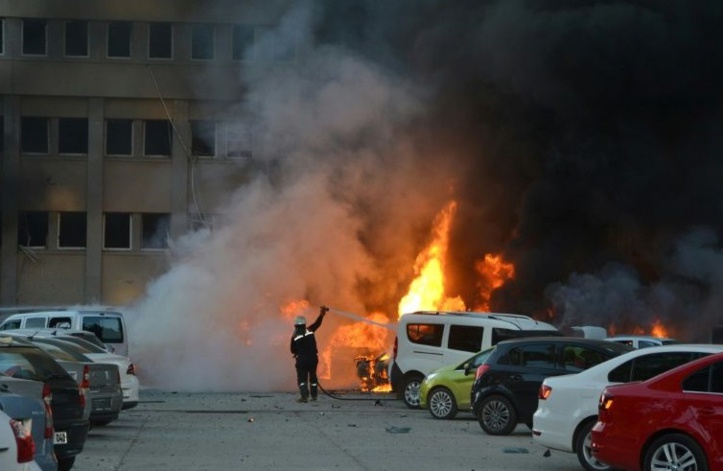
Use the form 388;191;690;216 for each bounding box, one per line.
73;388;583;471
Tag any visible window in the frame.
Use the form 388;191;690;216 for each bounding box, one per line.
64;20;88;57
25;317;47;328
58;212;87;248
608;352;708;383
104;213;131;249
82;316;124;343
406;323;443;347
22;19;46;55
107;21;132;58
226;122;252;158
0;320;21;330
18;211;48;247
58;118;89;154
190;24;214;60
106;119;133;155
144;120;171;156
0;18;5;55
0;116;4;151
142;213;170;249
232;25;254;60
20;117;49;153
448;325;484;353
190;120;216;156
148;23;172;59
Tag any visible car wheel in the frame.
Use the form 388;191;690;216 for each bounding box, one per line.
428;387;458;419
477;395;517;435
575;420;612;471
643;433;708;471
402;374;424;409
58;456;76;471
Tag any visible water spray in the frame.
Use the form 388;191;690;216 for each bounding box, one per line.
323;307;396;330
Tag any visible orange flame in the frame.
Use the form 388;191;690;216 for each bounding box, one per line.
474;254;515;311
650;318;670;338
397;201;465;317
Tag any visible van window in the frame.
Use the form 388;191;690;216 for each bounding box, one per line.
448;325;484;353
0;320;21;330
48;317;72;328
406;323;443;347
82;316;124;343
25;317;47;328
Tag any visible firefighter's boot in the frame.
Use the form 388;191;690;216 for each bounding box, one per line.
297;382;309;402
310;382;318;401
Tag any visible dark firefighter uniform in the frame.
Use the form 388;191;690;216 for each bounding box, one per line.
290;306;328;402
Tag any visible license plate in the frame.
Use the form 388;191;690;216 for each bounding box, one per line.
93;398;112;411
54;431;68;445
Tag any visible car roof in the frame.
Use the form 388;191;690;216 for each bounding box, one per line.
496;336;631;348
608;335;676;341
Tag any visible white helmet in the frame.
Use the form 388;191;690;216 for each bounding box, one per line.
293;316;306;326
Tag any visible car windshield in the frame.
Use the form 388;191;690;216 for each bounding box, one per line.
0;346;71;381
30;338;92;362
52;336;108;354
459;347;495;369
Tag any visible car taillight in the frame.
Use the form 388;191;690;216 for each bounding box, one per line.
539;384;552;400
78;365;90;409
599;392;614;411
10;418;35;463
392;337;398;360
475;364;490;380
42;383;53;440
127;363;136;375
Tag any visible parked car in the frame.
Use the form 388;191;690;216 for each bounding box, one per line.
0;336;89;471
605;335;678;349
389;311;560;408
470;337;632;435
0;408;38;471
592;352;723;471
11;335;123;427
419;347;495;419
533;344;723;471
9;328;111;352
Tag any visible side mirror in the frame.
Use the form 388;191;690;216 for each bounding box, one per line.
463;363;472;376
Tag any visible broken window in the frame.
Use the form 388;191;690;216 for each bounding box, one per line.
190;120;216;156
232;25;254;60
148;23;172;59
58;118;89;154
106;119;133;155
226;122;253;158
58;212;87;248
22;19;46;55
18;211;48;247
144;120;171;156
107;21;132;58
190;24;214;60
20;117;49;154
65;20;88;57
104;212;131;249
141;213;170;249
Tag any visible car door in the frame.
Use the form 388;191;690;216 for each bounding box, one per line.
681;361;723;446
514;342;560;420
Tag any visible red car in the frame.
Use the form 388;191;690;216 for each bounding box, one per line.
591;351;723;471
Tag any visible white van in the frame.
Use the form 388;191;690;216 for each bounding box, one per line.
389;311;559;408
0;307;129;356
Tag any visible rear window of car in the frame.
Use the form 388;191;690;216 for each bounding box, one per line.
683;362;723;393
82;315;124;343
497;343;557;368
31;339;92;362
407;323;444;347
0;346;70;381
608;351;709;383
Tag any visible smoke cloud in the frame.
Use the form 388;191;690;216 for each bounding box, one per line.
129;0;723;391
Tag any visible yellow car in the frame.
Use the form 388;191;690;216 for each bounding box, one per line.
419;347;494;419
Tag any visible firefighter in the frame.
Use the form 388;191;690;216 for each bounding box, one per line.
290;305;328;402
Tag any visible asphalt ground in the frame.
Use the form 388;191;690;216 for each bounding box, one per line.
73;388;583;471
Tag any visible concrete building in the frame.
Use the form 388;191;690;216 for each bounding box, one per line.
0;0;291;306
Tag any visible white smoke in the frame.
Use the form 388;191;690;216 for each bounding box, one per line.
126;2;447;391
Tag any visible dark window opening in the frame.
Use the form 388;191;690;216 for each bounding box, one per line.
190;24;214;60
448;325;484;353
144;120;171;156
58;212;87;248
406;323;444;347
0;19;5;55
104;213;131;249
0;116;4;152
59;118;89;154
191;120;215;156
106;119;133;155
232;25;254;60
107;21;131;58
18;211;48;247
142;213;170;249
148;23;172;59
22;19;46;55
20;117;49;153
64;20;88;57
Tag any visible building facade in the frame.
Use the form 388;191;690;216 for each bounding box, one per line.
0;0;291;306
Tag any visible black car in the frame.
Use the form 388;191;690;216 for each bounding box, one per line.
0;336;89;471
470;337;632;435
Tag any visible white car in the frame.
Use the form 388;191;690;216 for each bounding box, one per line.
0;408;41;471
605;335;678;349
532;344;723;471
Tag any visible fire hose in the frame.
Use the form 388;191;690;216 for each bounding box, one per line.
318;307;398;401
